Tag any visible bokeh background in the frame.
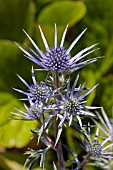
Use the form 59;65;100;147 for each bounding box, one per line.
0;0;113;169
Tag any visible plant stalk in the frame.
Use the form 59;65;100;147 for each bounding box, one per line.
53;72;65;170
78;153;90;169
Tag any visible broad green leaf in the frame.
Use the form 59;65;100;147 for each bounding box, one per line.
81;70;97;106
0;150;26;165
73;0;113;121
99;35;113;77
0;0;36;41
86;0;113;34
94;76;113;116
86;164;97;170
0;92;37;148
109;161;113;170
34;0;87;61
37;1;86;26
0;155;24;170
0;40;32;92
0;154;41;170
35;0;53;8
78;0;113;78
0;155;26;170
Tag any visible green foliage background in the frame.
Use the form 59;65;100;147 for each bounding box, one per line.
0;0;113;169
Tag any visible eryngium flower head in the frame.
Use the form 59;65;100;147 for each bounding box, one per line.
16;24;98;73
84;127;113;159
13;68;52;103
12;101;44;120
93;107;113;142
59;75;98;126
88;157;113;170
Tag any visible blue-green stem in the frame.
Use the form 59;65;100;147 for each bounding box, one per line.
53;72;65;170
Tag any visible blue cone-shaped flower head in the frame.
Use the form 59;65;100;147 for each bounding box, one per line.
16;25;99;73
12;101;44;120
59;75;98;127
13;68;52;104
84;127;113;159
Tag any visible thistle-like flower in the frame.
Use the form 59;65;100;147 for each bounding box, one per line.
16;25;98;73
88;157;113;170
12;101;44;120
89;108;113;170
58;75;98;127
84;127;113;159
13;68;52;104
93;107;113;142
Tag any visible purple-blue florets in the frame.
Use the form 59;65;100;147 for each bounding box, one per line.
45;47;70;72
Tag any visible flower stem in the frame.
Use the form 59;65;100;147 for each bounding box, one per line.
54;117;65;170
53;72;65;170
78;153;90;169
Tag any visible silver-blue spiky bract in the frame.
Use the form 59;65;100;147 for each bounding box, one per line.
16;25;98;73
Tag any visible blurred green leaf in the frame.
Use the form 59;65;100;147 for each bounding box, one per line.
73;0;113;117
0;92;37;148
35;0;52;8
86;0;113;33
0;40;20;91
0;40;38;93
34;1;86;49
81;70;97;106
0;154;41;170
0;155;24;170
99;35;113;77
0;0;36;41
94;76;113;116
37;1;86;26
77;0;113;77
